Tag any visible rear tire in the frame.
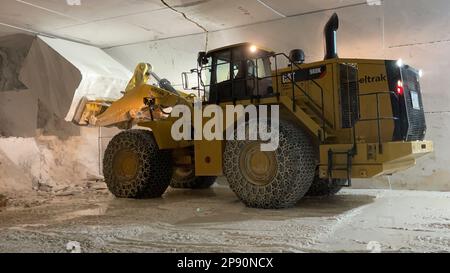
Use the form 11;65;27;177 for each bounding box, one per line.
103;129;172;198
170;167;216;189
223;120;316;209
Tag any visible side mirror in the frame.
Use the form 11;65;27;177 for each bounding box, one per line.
197;51;208;67
289;49;305;64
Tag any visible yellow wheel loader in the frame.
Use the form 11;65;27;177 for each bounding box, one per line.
73;13;433;209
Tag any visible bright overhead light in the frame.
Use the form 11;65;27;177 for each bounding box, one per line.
249;45;258;53
396;59;404;67
366;0;382;5
66;0;81;5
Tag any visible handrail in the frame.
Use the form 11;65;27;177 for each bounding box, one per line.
358;91;397;97
272;53;325;114
264;52;328;140
354;91;399;153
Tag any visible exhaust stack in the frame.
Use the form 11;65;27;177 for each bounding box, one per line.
324;13;339;60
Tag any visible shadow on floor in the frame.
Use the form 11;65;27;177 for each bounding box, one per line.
104;187;377;224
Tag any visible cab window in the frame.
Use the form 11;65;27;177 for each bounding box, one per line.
215;51;231;84
216;58;230;83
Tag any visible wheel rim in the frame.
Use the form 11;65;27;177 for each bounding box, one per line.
113;149;139;181
239;142;277;186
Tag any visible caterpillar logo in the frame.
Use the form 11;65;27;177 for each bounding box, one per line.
359;74;387;84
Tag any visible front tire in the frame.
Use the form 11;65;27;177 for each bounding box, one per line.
223;120;316;209
103;129;172;198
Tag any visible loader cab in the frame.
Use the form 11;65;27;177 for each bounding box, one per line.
199;43;274;104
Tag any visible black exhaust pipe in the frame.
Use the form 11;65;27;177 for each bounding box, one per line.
324;13;339;60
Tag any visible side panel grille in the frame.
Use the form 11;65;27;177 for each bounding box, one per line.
340;64;359;128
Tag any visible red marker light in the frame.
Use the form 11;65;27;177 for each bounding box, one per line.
396;80;404;95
